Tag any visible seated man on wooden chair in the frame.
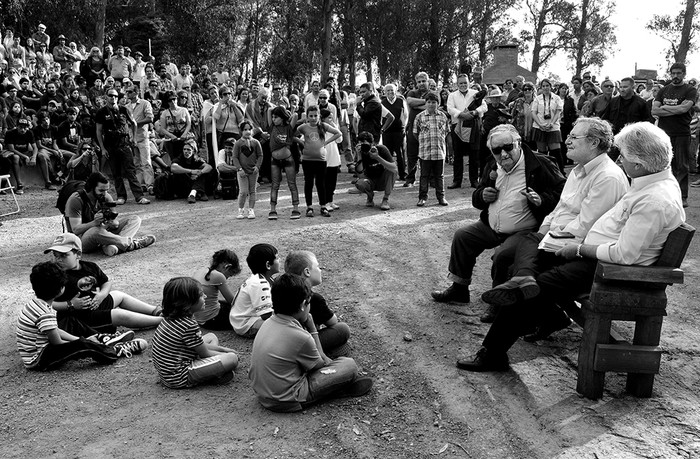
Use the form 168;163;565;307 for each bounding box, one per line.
456;121;686;372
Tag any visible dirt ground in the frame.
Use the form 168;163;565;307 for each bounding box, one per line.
1;168;699;459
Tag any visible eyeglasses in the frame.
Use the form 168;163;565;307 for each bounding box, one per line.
567;133;588;140
81;147;93;152
523;88;534;91
107;94;119;98
490;143;515;156
221;92;231;96
602;85;614;88
318;97;328;99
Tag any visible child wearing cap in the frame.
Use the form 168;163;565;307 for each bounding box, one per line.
17;260;147;371
45;233;163;333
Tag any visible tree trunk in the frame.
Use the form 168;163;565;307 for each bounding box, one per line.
530;4;547;74
95;0;107;48
574;0;589;77
321;0;334;82
676;0;696;63
252;2;261;79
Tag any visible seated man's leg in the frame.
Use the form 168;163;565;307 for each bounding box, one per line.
111;214;142;240
36;149;53;187
490;231;533;287
81;226;132;255
432;220;503;303
355;176;377;205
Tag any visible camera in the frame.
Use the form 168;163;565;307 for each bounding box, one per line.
98;199;119;222
360;143;371;153
543;114;552;120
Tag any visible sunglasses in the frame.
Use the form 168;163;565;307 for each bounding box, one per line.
81;147;93;152
490;143;515;156
603;85;614;88
107;94;119;98
221;92;231;96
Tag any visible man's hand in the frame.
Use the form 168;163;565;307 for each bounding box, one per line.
368;146;380;160
555;243;579;260
482;187;499;203
101;147;110;160
520;187;542;206
27;156;37;166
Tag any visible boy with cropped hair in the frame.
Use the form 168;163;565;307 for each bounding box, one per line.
284;250;350;358
16;261;144;370
249;273;372;412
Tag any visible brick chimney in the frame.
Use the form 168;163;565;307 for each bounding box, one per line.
493;44;518;65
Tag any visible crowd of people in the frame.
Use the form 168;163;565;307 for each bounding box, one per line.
6;23;694;410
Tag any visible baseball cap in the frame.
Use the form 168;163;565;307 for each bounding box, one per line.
17;118;30;126
44;233;82;253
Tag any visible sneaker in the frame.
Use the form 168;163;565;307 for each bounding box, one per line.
147;185;154;195
129;234;156;251
325;203;335;212
330;202;340;210
247;208;256;219
380;199;390;210
137;197;151;205
95;330;135;346
320;207;331;217
114;338;148;358
268;211;278;220
116;198;126;205
15;185;24;195
691;179;700;187
237;209;245;219
187;194;196;204
290;210;301;219
214;371;235;385
306;207;314;217
45;182;57;191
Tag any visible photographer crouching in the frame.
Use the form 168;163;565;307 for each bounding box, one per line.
63;172;156;256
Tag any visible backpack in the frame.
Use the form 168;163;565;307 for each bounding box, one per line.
56;180;86;215
153;173;175;200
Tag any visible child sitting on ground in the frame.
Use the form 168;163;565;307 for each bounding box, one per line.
285;250;350;358
229;243;279;337
249;273;373;412
192;249;241;330
17;261;147;370
152;277;239;389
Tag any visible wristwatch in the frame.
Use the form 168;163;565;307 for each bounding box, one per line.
67;300;75;311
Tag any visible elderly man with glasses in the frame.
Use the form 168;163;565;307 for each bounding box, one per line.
431;124;565;306
480;118;629;324
457;122;685;372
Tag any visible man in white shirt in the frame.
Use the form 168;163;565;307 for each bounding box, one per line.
173;64;193;91
446;73;487;188
480;117;629;323
457;121;685;372
125;86;154;193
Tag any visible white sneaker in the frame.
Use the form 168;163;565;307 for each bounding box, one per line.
325;203;335;212
237;209;245;219
330;202;340;210
247;208;255;219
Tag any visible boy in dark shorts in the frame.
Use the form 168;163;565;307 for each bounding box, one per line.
46;233;162;334
249;273;372;412
16;261;146;370
284;250;350;358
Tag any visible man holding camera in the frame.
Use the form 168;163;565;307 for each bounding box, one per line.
353;131;398;210
64;172;156;257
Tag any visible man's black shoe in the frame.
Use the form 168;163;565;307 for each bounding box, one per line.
480;304;499;323
447;183;461;189
523;317;572;342
456;348;509;372
431;283;470;303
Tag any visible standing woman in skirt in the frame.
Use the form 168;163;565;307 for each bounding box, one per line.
531;78;565;173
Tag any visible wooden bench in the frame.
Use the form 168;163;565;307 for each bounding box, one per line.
574;223;695;400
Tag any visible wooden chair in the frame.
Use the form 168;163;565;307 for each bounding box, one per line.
575;223;695;400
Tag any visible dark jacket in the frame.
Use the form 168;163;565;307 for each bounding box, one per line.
473;143;566;228
356;94;382;140
603;94;652;134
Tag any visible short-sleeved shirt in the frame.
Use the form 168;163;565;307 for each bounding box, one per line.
95;105;133;145
172;152;206;170
55;261;109;305
229;273;273;335
4;127;35;153
16;297;58;368
58;119;83;145
249;314;323;404
656;83;697;137
309;292;333;327
152;316;205;388
33;125;58;149
360;144;394;181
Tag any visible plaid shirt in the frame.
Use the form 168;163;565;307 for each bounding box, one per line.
413;109;449;160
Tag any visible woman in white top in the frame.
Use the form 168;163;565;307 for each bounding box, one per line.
531;78;564;173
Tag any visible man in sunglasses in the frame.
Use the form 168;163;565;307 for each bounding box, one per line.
431;124;565;306
95;89;150;205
